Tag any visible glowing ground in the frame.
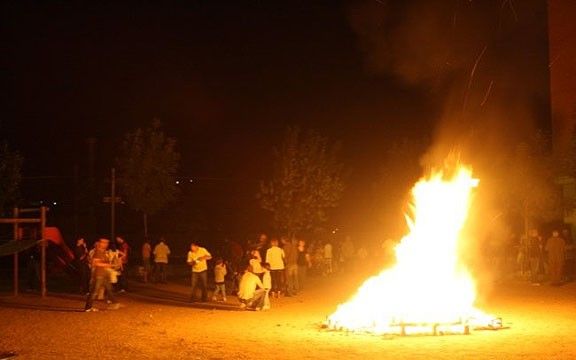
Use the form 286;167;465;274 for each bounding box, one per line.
1;273;575;360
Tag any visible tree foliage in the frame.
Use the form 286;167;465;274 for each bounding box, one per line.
258;127;345;236
0;142;23;211
504;133;562;231
116;120;180;233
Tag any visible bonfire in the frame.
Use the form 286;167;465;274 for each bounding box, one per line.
327;165;499;335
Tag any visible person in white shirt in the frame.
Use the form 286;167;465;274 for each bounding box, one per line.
187;242;212;302
265;238;285;297
212;258;227;302
153;237;171;283
237;265;266;310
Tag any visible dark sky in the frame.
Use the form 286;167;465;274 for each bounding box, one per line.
1;1;435;175
0;0;550;235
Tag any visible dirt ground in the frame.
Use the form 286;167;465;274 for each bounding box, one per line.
1;273;576;360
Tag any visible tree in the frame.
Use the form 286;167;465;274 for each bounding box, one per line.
554;132;576;220
258;127;345;237
0;142;23;212
116;120;180;237
505;133;562;234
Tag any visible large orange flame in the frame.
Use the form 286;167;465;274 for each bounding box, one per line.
328;165;491;334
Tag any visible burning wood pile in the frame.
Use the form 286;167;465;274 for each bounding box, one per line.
325;165;504;336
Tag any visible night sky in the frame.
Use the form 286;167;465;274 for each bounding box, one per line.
1;1;550;239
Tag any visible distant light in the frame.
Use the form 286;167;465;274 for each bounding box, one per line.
175;180;180;185
189;179;194;183
53;202;58;206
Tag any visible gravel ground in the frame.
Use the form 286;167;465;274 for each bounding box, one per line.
1;274;576;360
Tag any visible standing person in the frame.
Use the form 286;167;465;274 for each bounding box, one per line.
225;238;243;278
546;230;566;285
256;233;268;255
74;237;90;294
116;236;130;292
323;240;333;276
340;236;355;271
25;250;39;291
153;237;171;283
562;229;575;280
265;238;285;298
141;238;152;283
249;249;264;279
108;245;122;291
187;242;212;302
237;265;266;311
84;238;118;312
282;236;299;296
297;240;311;291
518;233;531;279
527;229;544;284
212;258;227;302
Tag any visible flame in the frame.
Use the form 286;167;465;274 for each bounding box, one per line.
328;165;490;334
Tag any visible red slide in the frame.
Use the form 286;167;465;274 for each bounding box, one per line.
43;227;75;271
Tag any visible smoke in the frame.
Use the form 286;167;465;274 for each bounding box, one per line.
349;0;460;86
347;0;549;148
349;1;502;86
347;0;550;181
348;0;551;290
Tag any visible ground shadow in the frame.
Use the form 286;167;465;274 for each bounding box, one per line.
0;298;83;313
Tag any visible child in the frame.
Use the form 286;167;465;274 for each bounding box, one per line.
262;263;272;310
212;258;227;302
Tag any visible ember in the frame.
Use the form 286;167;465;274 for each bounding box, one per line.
326;164;501;335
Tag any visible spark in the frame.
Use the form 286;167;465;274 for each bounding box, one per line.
480;80;494;107
462;45;488;113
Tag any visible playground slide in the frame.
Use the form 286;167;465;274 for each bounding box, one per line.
43;227;76;273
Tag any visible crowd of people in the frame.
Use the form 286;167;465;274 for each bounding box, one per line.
75;234;178;312
75;226;575;313
74;236;132;312
515;228;575;286
74;232;380;312
483;227;576;285
184;234;323;311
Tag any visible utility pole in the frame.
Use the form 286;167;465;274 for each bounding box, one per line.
103;168;121;243
111;168;116;243
13;207;19;296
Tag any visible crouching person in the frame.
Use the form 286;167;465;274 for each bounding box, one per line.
237;264;266;311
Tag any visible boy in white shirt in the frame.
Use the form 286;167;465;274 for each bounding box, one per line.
265;238;285;297
212;258;227;302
